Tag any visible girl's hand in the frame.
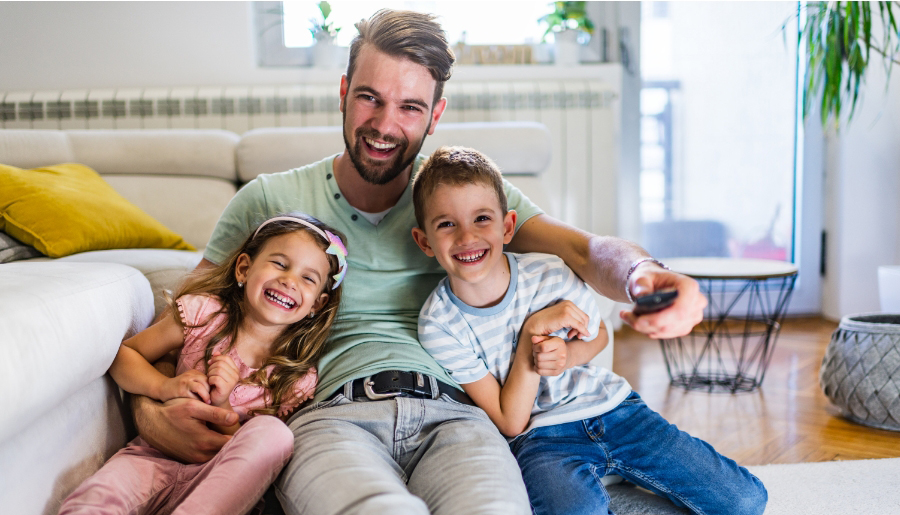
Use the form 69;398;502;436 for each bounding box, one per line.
159;370;210;403
207;352;240;407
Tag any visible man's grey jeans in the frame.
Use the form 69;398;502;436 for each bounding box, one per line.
275;389;531;514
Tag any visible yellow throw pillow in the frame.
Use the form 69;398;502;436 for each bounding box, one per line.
0;163;195;258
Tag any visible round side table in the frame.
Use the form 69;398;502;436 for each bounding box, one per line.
660;257;798;393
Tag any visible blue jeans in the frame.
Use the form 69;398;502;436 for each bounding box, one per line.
510;392;767;515
275;391;531;515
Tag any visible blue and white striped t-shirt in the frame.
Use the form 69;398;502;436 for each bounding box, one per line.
418;252;631;434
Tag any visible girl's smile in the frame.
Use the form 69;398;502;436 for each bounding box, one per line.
236;231;331;329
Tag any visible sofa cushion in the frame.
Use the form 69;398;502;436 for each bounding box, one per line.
54;248;204;317
0;163;195;257
236;122;551;182
0;262;154;444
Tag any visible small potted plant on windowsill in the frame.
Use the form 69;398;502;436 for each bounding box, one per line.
310;1;341;69
539;1;594;66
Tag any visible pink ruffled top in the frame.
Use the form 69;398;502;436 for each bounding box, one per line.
174;294;317;421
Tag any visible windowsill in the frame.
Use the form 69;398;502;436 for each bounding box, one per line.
293;62;623;84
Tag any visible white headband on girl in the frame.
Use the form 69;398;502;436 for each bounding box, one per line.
252;216;348;289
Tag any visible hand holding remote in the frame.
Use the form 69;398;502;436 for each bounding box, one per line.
632;289;678;316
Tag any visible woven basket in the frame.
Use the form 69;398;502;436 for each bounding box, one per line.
820;314;900;431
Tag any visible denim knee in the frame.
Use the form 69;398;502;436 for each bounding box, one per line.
732;475;767;515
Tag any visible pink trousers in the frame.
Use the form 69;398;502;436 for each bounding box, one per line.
58;415;294;515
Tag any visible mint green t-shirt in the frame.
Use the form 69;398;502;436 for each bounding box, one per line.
204;154;543;401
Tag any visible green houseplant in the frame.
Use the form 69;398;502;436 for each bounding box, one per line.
538;1;594;42
796;1;900;128
539;1;594;66
310;1;340;42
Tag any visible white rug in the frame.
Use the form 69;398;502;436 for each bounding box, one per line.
608;457;900;514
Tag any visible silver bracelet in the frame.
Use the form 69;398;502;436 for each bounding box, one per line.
625;257;669;303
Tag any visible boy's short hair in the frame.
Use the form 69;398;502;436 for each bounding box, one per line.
412;146;508;229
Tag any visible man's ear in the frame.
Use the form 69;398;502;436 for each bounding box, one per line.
427;97;447;136
235;253;252;284
339;74;349;113
502;210;517;244
411;227;435;257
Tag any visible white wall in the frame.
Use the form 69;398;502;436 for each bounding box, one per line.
822;55;900;319
0;1;303;91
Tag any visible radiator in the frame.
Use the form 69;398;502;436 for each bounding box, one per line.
1;80;621;236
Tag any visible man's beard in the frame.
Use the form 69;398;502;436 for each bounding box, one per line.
342;111;431;186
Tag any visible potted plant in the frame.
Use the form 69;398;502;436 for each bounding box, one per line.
794;1;900;128
539;1;595;66
310;1;341;68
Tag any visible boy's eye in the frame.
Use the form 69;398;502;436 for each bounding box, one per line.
437;221;454;228
475;215;491;222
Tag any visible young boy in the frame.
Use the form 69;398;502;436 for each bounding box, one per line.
411;146;767;515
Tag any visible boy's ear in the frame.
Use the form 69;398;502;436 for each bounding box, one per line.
235;253;252;284
411;227;435;257
502;210;517;244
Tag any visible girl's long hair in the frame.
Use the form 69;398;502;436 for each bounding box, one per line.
168;212;345;417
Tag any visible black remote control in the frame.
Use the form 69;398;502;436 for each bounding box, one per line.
632;289;678;315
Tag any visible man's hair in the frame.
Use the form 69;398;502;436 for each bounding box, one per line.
412;146;508;229
347;9;455;108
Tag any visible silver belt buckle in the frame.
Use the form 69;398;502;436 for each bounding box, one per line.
363;376;403;400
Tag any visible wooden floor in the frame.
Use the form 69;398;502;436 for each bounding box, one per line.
612;317;900;466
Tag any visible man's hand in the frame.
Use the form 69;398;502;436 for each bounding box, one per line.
532;335;568;376
133;395;238;463
158;370;210;403
522;300;590;342
207;352;240;407
620;264;706;339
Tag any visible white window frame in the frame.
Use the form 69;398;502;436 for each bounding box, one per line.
254;1;613;68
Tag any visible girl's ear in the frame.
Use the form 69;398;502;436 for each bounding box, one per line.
235;253;252;284
313;292;330;314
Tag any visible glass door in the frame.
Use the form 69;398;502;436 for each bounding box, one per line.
639;1;821;314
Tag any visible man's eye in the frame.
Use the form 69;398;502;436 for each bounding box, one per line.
403;105;422;112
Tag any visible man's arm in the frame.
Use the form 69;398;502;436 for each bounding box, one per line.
131;258;237;463
507;214;705;339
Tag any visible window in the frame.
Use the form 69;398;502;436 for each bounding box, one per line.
255;1;570;67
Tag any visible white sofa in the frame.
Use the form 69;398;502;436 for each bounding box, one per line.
0;122;615;515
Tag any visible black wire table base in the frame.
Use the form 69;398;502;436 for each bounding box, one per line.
660;273;797;393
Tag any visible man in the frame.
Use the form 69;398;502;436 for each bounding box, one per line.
133;9;706;514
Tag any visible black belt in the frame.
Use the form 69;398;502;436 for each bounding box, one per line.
328;370;473;405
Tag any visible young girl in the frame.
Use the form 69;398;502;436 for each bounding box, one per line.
59;213;349;515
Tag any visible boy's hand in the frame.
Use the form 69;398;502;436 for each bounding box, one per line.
532;335;568;376
207;352;240;407
522;300;591;341
159;369;210;403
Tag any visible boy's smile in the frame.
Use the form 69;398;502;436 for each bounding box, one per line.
412;182;517;307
